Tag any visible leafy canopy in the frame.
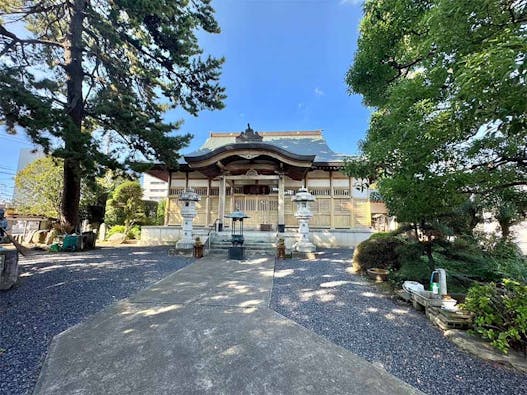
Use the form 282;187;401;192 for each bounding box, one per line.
345;0;527;229
106;180;145;233
14;156;63;218
0;0;225;227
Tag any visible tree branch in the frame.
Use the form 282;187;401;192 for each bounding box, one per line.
0;25;63;52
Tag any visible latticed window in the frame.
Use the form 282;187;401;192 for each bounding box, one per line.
309;187;331;196
169;187;185;196
334;187;350;196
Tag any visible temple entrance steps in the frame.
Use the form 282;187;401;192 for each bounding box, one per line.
208;230;278;255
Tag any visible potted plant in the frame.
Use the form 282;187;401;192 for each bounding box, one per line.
367;268;389;282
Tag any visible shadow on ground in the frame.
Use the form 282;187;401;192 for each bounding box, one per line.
270;249;527;395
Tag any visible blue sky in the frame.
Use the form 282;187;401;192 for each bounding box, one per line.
0;0;369;202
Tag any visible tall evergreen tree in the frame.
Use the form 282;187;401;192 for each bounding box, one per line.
0;0;225;229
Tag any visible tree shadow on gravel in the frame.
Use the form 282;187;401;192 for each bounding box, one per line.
0;246;192;395
270;248;527;395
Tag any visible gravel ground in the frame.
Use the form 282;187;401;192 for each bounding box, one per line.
0;246;192;395
270;249;527;395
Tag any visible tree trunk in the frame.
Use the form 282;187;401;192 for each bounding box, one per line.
425;239;435;273
61;158;81;232
61;0;86;231
499;221;511;240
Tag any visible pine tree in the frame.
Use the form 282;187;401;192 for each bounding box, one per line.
0;0;225;229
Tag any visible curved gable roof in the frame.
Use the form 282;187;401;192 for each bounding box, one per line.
185;130;346;164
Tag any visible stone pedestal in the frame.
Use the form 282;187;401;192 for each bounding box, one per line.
0;247;19;291
295;218;316;252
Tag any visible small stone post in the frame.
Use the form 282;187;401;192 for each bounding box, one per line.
292;187;316;252
176;189;200;249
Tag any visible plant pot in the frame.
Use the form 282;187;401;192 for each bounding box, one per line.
367;268;389;282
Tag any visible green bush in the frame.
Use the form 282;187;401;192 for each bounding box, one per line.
463;280;527;354
128;225;141;240
107;225;141;240
388;242;430;285
107;225;126;238
491;241;527;283
352;235;405;273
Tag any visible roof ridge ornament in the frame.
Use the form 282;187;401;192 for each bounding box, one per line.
236;123;263;142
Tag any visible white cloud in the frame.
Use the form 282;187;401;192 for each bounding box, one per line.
314;87;325;96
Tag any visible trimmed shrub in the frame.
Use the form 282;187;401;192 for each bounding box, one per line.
352;235;405;273
463;280;527;354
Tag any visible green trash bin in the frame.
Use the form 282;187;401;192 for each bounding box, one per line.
62;235;81;252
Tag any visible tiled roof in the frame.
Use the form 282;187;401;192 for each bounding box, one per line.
185;131;348;164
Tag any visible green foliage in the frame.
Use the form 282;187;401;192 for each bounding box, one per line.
464;280;527;354
104;198;125;227
106;181;145;233
128;225;141;240
491;242;527;284
345;0;527;237
156;199;167;225
352;235;405;273
142;200;159;225
107;224;140;240
107;225;126;238
14;156;63;218
0;1;225;227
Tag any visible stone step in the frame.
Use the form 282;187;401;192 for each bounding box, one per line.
207;248;274;257
210;242;276;250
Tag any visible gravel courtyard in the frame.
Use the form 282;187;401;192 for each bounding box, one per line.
270;249;527;395
0;246;192;395
2;247;526;394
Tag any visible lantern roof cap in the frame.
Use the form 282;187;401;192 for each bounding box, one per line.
292;187;316;202
178;188;200;201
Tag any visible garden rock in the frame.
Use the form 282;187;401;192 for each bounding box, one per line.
445;329;527;374
107;232;126;244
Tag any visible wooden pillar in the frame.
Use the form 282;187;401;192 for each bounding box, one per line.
218;175;226;231
229;180;235;212
330;170;334;229
165;171;172;225
349;176;354;228
278;173;285;232
206;178;211;227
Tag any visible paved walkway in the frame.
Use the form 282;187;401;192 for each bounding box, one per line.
35;255;420;394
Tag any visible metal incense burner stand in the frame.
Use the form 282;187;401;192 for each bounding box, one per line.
225;211;249;260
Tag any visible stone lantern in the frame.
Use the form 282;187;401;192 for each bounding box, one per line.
176;188;200;249
292;187;316;252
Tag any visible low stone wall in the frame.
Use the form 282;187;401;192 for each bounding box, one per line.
140;226;373;248
0;247;19;291
310;229;373;248
140;226;210;246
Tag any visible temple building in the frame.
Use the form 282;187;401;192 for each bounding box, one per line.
144;125;388;246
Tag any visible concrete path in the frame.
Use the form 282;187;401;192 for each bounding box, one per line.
35;256;420;394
